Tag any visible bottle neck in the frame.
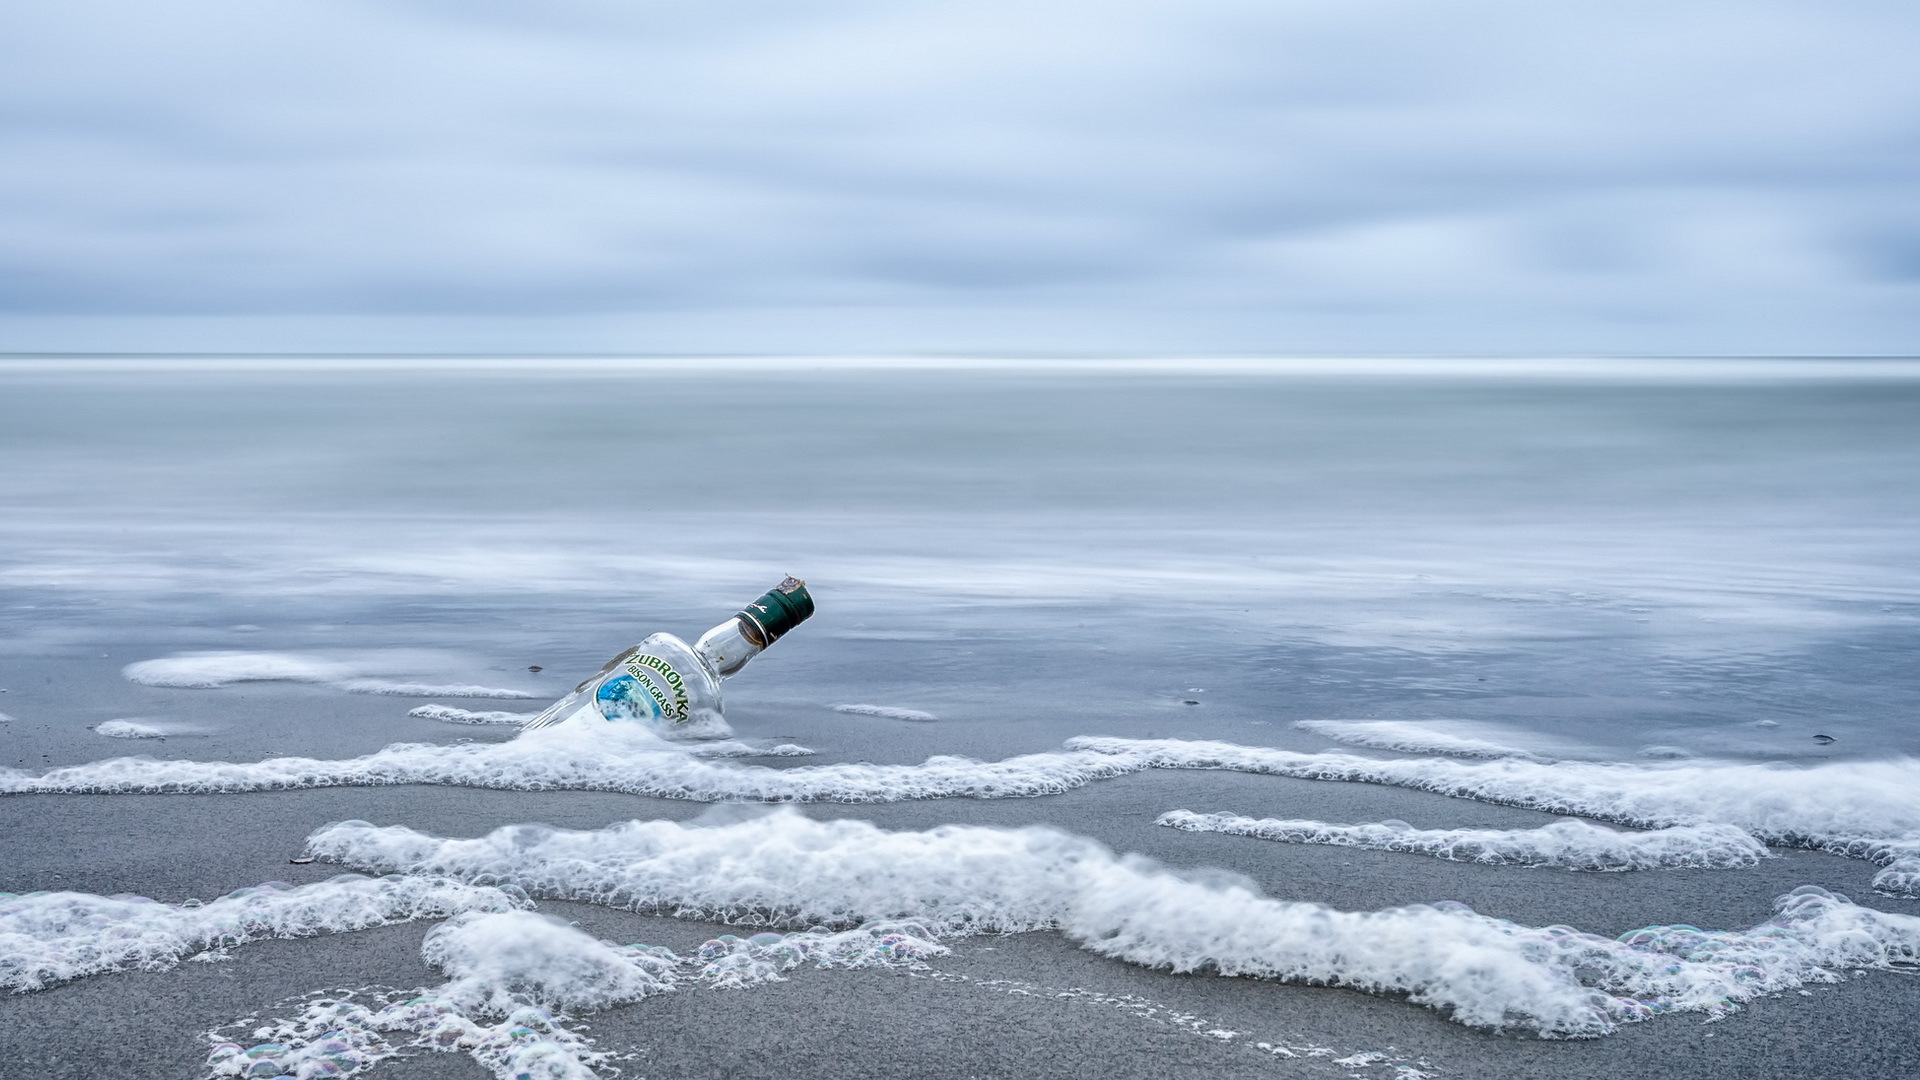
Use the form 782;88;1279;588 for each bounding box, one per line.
693;616;764;679
692;576;815;680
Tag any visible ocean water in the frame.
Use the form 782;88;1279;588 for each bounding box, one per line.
3;359;1920;1076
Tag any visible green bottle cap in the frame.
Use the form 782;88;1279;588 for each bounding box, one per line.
736;575;815;645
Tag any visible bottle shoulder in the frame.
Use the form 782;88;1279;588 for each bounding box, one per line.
634;631;691;653
633;632;720;683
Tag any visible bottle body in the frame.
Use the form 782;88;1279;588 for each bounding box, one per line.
521;576;813;739
522;631;729;737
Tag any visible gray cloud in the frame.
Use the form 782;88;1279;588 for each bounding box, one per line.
1;0;1916;352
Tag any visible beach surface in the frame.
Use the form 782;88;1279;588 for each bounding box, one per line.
4;362;1920;1079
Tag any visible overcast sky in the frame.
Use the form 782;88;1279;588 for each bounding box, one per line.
2;0;1916;355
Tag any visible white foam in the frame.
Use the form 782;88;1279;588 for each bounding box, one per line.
683;741;819;759
0;711;13;723
1813;837;1920;898
123;652;351;688
341;680;534;699
306;810;1089;935
834;703;938;722
94;719;167;739
1291;720;1548;760
10;728;1920;889
0;875;525;993
122;652;532;698
206;912;943;1080
424;910;680;1014
918;972;1406;1065
1873;856;1920;897
409;705;536;725
207;911;672;1080
0;722;1135;800
692;921;947;988
1155;812;1769;871
303;810;1920;1036
1066;737;1920;868
11;731;1920;888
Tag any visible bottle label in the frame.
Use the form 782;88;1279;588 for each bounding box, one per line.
596;653;692;724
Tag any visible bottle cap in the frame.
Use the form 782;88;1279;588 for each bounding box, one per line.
736;576;814;645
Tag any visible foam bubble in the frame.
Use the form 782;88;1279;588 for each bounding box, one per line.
409;705;535;725
304;810;1920;1036
1291;720;1547;760
94;719;167;739
1874;857;1920;897
122;652;532;699
1155;811;1770;871
834;703;938;722
0;875;526;993
1812;837;1920;898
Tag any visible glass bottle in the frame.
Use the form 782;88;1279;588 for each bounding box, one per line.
521;576;814;736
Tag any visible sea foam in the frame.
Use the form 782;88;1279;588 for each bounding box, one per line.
304;810;1920;1036
123;652;533;699
9;731;1920;892
405;705;807;747
683;741;819;759
0;723;1136;801
94;719;167;739
206;911;944;1080
833;703;938;722
207;911;675;1080
1155;811;1769;870
1291;719;1548;760
408;705;535;725
1068;737;1920;893
339;680;534;699
0;875;525;993
123;652;348;688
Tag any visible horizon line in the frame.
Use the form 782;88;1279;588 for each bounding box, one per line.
3;353;1920;380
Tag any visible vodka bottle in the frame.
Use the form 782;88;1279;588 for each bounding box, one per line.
521;576;814;736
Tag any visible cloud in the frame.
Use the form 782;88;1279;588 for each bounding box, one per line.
0;0;1916;352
